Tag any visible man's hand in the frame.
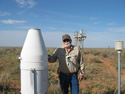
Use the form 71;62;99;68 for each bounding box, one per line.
48;55;51;60
78;75;83;81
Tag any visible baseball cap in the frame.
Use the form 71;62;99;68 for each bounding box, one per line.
62;34;71;41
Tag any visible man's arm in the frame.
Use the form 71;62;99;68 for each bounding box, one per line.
78;49;85;81
48;48;58;63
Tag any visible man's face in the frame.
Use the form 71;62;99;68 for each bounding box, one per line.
63;39;71;48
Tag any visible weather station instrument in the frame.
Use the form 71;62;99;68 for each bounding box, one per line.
19;28;48;94
115;40;124;94
73;29;87;50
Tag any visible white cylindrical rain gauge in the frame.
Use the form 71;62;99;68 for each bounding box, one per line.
115;40;124;51
19;28;48;94
115;40;124;94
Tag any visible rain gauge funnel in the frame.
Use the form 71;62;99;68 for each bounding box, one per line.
19;29;48;94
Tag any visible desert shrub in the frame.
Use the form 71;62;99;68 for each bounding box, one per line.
0;72;11;93
47;48;56;55
105;86;116;94
102;53;108;58
114;64;118;71
115;63;125;71
121;79;125;94
84;51;90;54
82;88;94;94
84;63;95;80
121;64;125;69
0;48;21;56
93;51;100;56
48;62;59;73
48;83;62;94
90;57;103;63
48;71;58;86
48;70;60;94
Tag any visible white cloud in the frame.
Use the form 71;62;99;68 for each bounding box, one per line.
0;12;10;16
16;0;37;8
89;17;101;25
27;0;36;8
0;19;26;24
108;27;125;32
107;22;116;26
16;0;27;7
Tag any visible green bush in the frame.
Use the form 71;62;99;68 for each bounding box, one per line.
102;53;108;58
90;57;103;63
93;51;100;56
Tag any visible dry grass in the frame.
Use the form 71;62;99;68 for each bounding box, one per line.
0;47;125;94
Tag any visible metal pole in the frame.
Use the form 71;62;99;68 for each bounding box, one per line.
118;51;121;94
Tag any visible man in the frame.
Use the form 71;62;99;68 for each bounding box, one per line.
48;34;85;94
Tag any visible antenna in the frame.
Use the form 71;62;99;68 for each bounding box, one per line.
73;29;87;51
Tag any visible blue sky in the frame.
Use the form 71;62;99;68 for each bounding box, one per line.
0;0;125;48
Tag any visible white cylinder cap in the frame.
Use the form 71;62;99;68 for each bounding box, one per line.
115;40;124;51
20;28;48;62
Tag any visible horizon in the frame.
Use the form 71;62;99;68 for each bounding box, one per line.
0;46;119;49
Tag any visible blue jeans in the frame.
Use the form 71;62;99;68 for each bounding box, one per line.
59;72;79;94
